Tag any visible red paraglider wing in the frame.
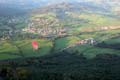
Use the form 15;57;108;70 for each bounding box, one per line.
32;41;38;50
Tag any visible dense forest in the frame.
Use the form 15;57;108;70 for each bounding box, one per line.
0;51;120;80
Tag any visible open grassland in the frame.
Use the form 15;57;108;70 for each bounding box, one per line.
54;37;120;59
54;36;80;51
67;45;120;58
67;12;120;26
54;29;120;58
0;29;120;60
0;39;53;60
77;29;120;41
31;12;56;20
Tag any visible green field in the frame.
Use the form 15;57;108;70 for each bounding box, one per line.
54;36;80;51
54;29;120;58
0;39;53;60
0;29;120;60
67;45;120;58
54;38;120;58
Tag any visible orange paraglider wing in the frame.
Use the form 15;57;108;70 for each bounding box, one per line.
32;41;39;50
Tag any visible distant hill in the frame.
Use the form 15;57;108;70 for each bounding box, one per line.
30;2;120;30
32;2;110;13
0;0;119;16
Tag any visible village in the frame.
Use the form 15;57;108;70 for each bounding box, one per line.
0;16;27;40
22;27;68;37
1;24;120;40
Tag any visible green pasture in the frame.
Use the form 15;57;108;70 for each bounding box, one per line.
67;45;120;58
0;39;53;60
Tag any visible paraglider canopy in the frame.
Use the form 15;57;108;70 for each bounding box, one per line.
32;41;39;50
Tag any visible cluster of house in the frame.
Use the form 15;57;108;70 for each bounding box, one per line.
0;29;10;40
0;36;10;40
8;16;28;24
68;38;97;48
60;38;97;52
0;29;21;40
22;27;68;37
75;38;97;45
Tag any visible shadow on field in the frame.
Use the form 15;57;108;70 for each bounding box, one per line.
96;42;120;50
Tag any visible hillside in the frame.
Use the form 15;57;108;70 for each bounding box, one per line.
28;2;120;36
0;2;120;60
